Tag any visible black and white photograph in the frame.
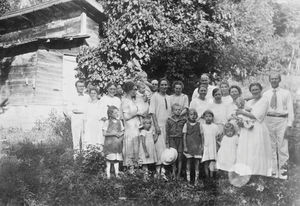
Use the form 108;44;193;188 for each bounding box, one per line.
0;0;299;205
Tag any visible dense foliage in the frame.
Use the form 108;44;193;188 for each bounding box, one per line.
75;0;300;94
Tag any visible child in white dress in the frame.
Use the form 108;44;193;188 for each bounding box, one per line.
202;110;221;178
216;123;238;172
136;82;149;127
139;116;157;179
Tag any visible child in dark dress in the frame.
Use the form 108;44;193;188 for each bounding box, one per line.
103;106;124;179
183;109;204;185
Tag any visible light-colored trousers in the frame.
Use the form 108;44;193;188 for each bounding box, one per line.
71;113;85;151
265;116;289;175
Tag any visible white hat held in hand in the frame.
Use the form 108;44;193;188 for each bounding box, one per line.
161;148;178;165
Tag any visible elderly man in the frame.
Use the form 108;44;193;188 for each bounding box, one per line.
151;79;159;93
192;74;216;101
264;73;294;179
69;80;89;152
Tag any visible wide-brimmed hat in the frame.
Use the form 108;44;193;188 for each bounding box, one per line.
228;171;251;187
161;148;178;165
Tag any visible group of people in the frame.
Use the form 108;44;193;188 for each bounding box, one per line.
67;71;294;184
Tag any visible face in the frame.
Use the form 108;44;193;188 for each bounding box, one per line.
130;85;138;97
76;82;85;94
138;85;146;94
151;80;158;91
230;88;240;100
140;74;148;82
198;87;207;99
220;83;229;96
225;128;235;137
143;120;152;130
111;109;119;119
204;113;213;124
159;80;168;93
174;84;183;95
172;106;182;116
200;76;209;85
188;111;197;122
116;85;123;95
107;85;117;96
213;90;222;101
250;85;262;99
269;74;281;89
89;90;98;100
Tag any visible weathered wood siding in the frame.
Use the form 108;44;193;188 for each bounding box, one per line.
35;49;63;105
0;52;37;105
85;15;99;47
0;16;82;48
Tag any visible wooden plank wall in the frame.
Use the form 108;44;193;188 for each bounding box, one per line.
35;49;63;105
0;16;82;47
0;52;37;105
85;15;99;47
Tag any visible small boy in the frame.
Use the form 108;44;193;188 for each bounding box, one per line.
166;103;186;179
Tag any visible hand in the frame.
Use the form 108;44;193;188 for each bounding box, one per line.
145;152;150;158
156;127;161;135
244;106;252;112
184;147;188;153
284;126;292;139
153;134;158;143
101;117;107;121
72;109;83;114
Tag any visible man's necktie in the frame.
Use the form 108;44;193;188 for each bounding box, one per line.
165;98;168;110
270;89;277;110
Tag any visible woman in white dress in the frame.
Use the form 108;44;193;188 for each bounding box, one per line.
121;81;141;170
149;79;171;177
99;83;122;146
189;84;210;122
209;88;228;131
234;83;272;176
83;87;102;149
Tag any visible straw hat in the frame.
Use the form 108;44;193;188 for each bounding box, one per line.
228;171;251;187
161;148;178;165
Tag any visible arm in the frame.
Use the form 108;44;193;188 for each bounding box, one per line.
141;134;149;158
151;113;161;135
236;109;257;120
122;101;137;121
183;133;188;153
165;120;170;148
287;92;294;127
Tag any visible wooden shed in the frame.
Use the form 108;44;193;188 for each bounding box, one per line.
0;0;105;129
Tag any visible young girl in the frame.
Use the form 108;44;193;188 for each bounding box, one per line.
202;110;221;178
136;82;149;127
139;115;157;179
216;123;239;172
183;109;204;184
103;105;124;179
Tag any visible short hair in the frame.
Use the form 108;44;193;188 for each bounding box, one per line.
229;85;242;95
200;73;210;80
172;81;184;89
224;123;235;133
106;82;117;91
188;108;198;119
151;79;158;84
212;88;221;97
89;87;99;94
219;80;229;88
123;81;136;93
198;84;208;93
171;103;182;111
136;71;148;81
107;105;119;118
249;82;263;92
203;109;214;118
142;115;152;124
75;80;85;87
269;72;281;81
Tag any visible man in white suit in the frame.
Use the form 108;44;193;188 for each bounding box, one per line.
264;73;294;179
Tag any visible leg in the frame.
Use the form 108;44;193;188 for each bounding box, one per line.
114;162;120;178
143;165;149;180
177;155;183;179
204;161;209;178
172;163;176;178
71;115;83;152
266;117;279;177
195;159;200;182
156;165;161;175
106;161;111;179
277;119;289;179
186;158;191;182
